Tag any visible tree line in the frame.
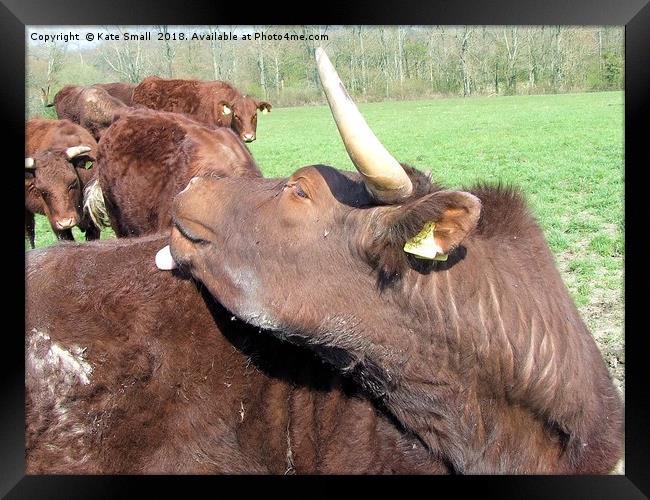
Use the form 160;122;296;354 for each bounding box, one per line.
27;25;623;117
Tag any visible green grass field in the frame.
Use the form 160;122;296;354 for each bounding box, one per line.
27;91;625;391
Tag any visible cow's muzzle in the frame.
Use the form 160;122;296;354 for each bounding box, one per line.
54;217;77;230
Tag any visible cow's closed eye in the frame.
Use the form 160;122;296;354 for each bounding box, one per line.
284;181;310;200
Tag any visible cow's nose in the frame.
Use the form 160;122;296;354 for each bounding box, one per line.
55;217;76;229
242;134;255;143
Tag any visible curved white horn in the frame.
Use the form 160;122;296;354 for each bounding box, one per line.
65;145;92;159
315;47;412;203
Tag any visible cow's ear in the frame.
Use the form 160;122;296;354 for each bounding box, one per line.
363;190;481;281
70;154;95;170
257;101;272;114
217;100;232;116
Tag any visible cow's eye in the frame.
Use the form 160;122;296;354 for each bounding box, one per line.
68;182;78;191
293;182;309;199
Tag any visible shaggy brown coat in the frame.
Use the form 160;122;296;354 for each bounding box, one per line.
25;235;444;474
95;108;261;237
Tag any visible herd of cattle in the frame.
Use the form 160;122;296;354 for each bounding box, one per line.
24;48;624;474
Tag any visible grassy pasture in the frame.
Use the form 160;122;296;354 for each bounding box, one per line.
27;91;625;391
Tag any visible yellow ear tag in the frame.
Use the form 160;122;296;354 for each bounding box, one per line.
403;222;448;261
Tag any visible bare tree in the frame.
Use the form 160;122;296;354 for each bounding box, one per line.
456;26;474;96
99;27;147;83
157;25;176;78
358;26;368;96
503;26;519;94
40;43;66;106
209;27;222;80
551;26;564;91
395;26;405;92
252;26;270;97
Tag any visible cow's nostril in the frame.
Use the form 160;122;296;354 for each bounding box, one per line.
55;218;76;230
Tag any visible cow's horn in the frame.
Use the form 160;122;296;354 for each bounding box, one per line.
315;47;412;203
25;157;35;169
65;145;92;159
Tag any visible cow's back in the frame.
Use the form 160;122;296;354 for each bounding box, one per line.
96;110;195;236
93;82;136;106
132;77;203;115
52;85;126;140
25;237;443;474
96;109;260;237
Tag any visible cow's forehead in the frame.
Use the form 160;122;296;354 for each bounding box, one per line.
289;165;371;207
33;153;77;179
233;95;257;111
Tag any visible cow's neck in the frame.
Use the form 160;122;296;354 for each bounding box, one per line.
314;253;605;473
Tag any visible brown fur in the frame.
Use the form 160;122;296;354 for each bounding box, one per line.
53;85;128;140
25;118;100;247
96;108;261;237
132;76;271;142
167;164;624;474
25;236;446;474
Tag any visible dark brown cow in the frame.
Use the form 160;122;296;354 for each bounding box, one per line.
25;235;444;474
159;49;624;474
132;76;272;142
87;108;261;237
93;82;136;106
25;118;100;247
52;84;128;140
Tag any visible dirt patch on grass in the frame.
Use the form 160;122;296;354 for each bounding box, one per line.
555;250;625;398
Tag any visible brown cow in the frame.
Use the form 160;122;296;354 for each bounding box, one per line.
25;235;444;474
51;84;128;140
25;118;100;247
93;82;136;106
159;49;624;474
132;76;272;142
86;107;261;237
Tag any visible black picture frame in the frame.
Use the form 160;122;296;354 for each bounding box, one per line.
3;0;647;497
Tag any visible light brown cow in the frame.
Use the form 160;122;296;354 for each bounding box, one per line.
132;76;271;142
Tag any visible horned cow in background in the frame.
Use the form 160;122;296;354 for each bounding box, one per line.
25;118;100;247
